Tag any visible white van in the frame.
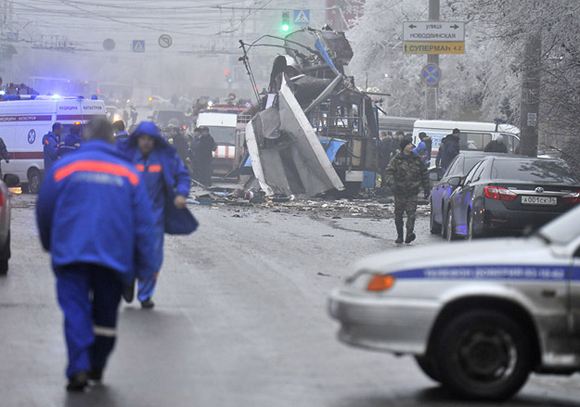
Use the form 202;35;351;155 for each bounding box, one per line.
0;95;106;192
412;120;520;165
196;110;244;177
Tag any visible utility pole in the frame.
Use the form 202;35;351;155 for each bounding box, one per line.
425;0;440;119
0;0;6;77
519;28;542;157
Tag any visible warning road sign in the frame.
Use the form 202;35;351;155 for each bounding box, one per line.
404;41;465;55
132;40;145;53
293;9;310;26
158;34;173;49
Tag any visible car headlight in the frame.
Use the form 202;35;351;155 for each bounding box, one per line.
346;270;397;293
366;274;396;292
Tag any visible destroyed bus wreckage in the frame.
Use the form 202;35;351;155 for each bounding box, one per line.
239;27;380;197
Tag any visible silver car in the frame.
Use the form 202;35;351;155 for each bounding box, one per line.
328;204;580;401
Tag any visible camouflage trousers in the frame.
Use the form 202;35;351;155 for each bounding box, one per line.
394;194;418;234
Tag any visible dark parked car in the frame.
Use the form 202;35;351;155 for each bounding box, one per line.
430;152;506;237
447;156;580;240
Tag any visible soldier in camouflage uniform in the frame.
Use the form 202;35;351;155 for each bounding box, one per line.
384;138;430;244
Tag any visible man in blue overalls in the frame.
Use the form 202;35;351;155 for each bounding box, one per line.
119;121;191;309
37;118;157;391
42;122;62;171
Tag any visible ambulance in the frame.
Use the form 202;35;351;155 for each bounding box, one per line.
196;105;249;178
0;95;106;193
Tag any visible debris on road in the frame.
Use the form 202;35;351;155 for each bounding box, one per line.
190;183;429;219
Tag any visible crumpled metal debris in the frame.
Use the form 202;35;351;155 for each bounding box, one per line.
245;78;344;197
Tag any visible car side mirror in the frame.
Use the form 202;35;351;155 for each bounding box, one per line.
429;170;441;182
449;176;463;188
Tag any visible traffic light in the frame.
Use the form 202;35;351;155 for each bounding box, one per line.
281;11;291;33
224;68;233;84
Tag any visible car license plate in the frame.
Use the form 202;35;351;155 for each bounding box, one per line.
521;196;557;206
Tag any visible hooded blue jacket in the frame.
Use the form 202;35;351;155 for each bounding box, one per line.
36;140;158;285
118;121;197;235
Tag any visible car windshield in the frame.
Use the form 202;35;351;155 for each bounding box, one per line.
464;156;486;173
207;126;236;144
538;205;580;245
491;159;579;184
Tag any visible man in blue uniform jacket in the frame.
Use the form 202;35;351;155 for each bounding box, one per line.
58;123;83;158
42;122;62;170
119;121;194;309
36;118;157;392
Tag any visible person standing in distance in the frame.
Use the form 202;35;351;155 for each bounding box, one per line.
191;126;216;187
43;122;62;171
113;120;129;142
36;118;157;391
385;137;430;244
413;132;432;168
58;123;83;158
436;128;461;174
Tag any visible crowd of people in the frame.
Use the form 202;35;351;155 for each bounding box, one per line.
163;123;217;187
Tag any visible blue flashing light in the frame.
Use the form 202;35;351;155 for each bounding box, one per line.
91;95;98;100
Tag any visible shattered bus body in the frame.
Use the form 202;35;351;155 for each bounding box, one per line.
241;27;379;197
245;78;344;196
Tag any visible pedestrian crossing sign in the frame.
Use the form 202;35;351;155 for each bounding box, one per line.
293;9;310;26
132;40;145;53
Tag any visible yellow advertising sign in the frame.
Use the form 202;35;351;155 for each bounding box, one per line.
404;41;465;55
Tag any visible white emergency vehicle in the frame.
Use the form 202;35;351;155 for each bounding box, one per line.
196;106;247;178
412;120;520;166
329;205;580;401
0;95;106;192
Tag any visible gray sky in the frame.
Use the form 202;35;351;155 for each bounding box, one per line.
6;1;334;99
12;0;325;53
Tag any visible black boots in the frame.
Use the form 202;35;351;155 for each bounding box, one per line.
67;372;89;392
88;369;103;383
140;298;155;309
395;222;404;244
395;221;416;245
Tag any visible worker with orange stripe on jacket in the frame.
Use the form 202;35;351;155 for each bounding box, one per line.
36;118;157;392
118;121;195;309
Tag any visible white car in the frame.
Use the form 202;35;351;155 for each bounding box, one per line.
328;205;580;401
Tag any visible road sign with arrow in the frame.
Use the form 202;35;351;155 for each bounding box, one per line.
403;21;465;55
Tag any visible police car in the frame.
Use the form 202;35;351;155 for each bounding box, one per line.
328;205;580;401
